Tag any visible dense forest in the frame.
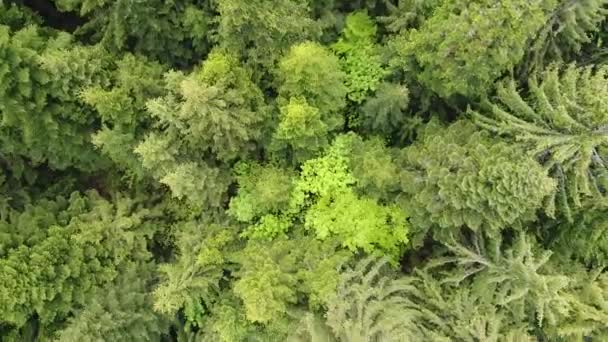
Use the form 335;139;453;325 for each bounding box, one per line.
0;0;608;340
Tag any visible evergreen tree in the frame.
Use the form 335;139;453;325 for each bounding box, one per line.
54;0;213;66
399;120;555;241
0;191;155;336
0;24;110;171
471;64;608;219
135;50;268;207
85;53;166;180
391;0;557;99
216;0;319;73
522;0;608;74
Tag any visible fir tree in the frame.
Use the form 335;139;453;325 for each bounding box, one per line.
471;64;608;219
399;120;555;242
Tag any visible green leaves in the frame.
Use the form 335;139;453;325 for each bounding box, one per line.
333;11;386;103
271;97;330;163
2;2;608;341
293;134;409;257
278;42;347;130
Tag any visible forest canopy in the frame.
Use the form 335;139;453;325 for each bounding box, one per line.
1;0;608;341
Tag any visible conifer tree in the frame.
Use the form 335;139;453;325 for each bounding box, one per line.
359;82;410;138
0;24;111;171
0;191;155;335
54;0;213;66
216;0;319;73
85;53;166;180
522;0;608;73
399;120;555;241
391;0;558;99
471;64;608;219
135;50;268;207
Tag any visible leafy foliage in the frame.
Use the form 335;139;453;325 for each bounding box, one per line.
271;97;330;164
292;134;409;257
278;41;348;131
332;11;386;103
233;236;350;325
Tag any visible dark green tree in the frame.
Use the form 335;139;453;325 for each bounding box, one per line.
54;0;213;66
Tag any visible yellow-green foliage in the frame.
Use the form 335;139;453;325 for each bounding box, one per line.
332;11;386;103
3;2;608;341
278;42;348;131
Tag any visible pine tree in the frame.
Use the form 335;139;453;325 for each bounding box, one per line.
359;82;411;138
471;64;608;219
391;0;558;99
379;0;443;32
135;50;268;207
153;220;239;330
85;53;166;180
399;120;555;241
56;263;169;342
0;191;155;335
0;24;111;171
215;0;319;74
522;0;608;74
54;0;213;66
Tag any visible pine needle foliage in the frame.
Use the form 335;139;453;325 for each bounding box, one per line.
399;120;555;240
471;64;608;219
522;0;608;74
392;0;557;99
0;24;111;171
